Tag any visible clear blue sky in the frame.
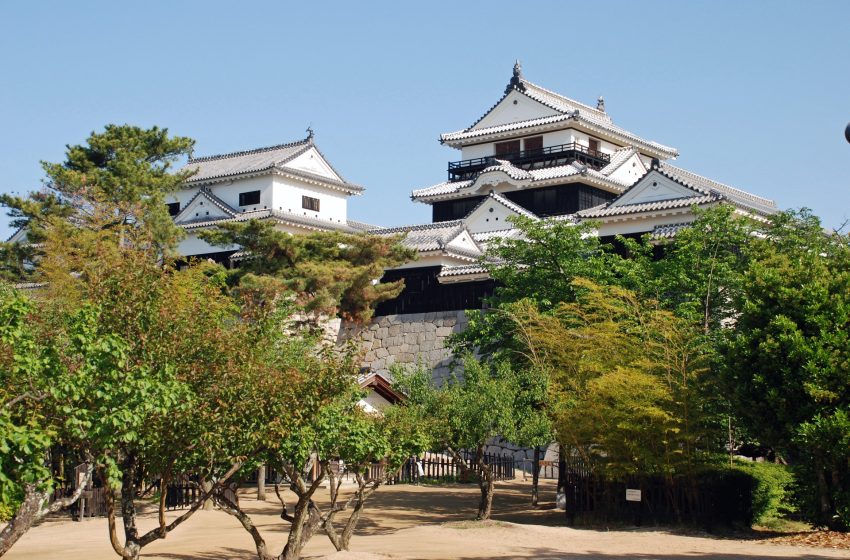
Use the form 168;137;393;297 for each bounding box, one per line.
1;1;849;238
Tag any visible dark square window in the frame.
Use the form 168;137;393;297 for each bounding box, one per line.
494;140;521;157
302;195;320;212
523;136;543;153
239;190;261;206
166;202;180;216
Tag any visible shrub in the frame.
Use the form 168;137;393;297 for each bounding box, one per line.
733;460;795;525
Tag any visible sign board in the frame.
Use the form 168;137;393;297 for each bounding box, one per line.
625;489;642;502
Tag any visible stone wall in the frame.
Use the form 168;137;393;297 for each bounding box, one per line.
338;310;469;382
339;310;558;469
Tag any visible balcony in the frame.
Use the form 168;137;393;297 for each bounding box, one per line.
447;142;611;182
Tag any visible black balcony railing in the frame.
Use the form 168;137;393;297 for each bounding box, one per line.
447;142;611;182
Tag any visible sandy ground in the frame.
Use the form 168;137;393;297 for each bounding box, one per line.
6;479;849;559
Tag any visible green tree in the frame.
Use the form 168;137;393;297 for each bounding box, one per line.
505;279;713;478
200;219;414;322
394;355;550;520
723;209;850;530
453;216;650;359
205;348;427;560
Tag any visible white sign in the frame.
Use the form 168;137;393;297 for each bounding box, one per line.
625;489;642;502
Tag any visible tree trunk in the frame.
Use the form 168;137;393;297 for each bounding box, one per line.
120;456;142;559
477;468;495;520
201;478;214;511
531;446;541;506
0;461;93;558
281;497;321;560
257;465;266;501
557;444;566;495
0;484;50;557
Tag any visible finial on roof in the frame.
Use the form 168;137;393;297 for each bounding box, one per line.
306;126;314;140
506;59;526;94
597;96;605;112
651;158;660;170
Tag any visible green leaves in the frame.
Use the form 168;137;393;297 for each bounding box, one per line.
199;218;415;322
723;209;850;529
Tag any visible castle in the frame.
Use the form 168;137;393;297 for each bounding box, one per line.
168;63;778;400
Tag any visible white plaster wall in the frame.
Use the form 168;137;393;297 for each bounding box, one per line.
205;176;275;213
471;90;558;130
165;186;200;210
465;200;521;234
359;392;392;414
283;147;342;181
606;153;647;185
272;177;348;225
176;230;238;257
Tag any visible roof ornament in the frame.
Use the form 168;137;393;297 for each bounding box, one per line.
651;158;661;169
597;96;605;112
505;59;527;94
306;126;314;140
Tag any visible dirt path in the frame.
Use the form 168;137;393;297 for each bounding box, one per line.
6;479;849;559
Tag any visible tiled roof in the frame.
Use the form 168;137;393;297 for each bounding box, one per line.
411;179;473;199
577;193;720;218
438;264;489;278
600;147;638;176
479;159;533;181
411;160;631;202
470;228;522;243
468;192;538;220
655;163;777;216
442;74;678;158
174;187;238;224
185;138;311;182
179;208;359;233
183;136;364;193
369;220;482;258
576;162;778;220
651;223;691;240
346;219;379;232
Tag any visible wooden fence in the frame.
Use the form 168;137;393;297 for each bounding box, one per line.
562;461;757;528
164;478;239;511
366;451;515;484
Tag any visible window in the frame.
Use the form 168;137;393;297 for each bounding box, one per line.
166;202;180;216
302;195;320;212
239;190;261;206
494;140;521;157
588;138;600;155
523;136;543;153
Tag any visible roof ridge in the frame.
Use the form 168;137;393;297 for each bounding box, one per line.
520;78;610;120
486;191;539;219
173;187;238;223
188;136;312;163
658;163;776;207
369;220;464;235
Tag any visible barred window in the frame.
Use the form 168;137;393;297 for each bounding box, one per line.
302;195;320;212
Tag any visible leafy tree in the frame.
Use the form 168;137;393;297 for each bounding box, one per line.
505;279;713;478
453;216;650;359
394;355;550;520
200;219;414;322
723;209;850;530
0;288;87;556
209;350;409;560
651;204;754;336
